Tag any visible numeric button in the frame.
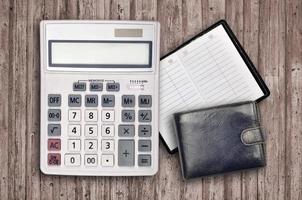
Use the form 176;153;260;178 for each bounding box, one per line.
102;110;115;122
102;125;114;137
68;124;81;137
65;154;81;166
48;109;61;121
68;139;81;152
84;154;98;167
101;140;114;152
85;139;98;152
68;95;82;107
48;94;61;107
85;125;98;137
68;110;81;121
85;110;98;122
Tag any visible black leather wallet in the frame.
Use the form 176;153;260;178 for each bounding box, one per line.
173;102;266;179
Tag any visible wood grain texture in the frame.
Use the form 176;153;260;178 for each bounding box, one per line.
0;0;301;199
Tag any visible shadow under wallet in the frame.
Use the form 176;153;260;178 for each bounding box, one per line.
173;101;266;179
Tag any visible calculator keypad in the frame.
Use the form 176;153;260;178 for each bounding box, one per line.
46;82;153;170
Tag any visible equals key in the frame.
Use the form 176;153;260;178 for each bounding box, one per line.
138;155;151;166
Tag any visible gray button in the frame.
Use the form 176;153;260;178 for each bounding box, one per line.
138;155;151;166
68;95;82;107
122;110;135;122
118;125;135;137
101;95;115;107
118;140;134;166
48;109;61;121
121;95;135;107
48;124;61;136
48;94;61;107
106;83;120;92
73;82;86;91
138;110;152;122
90;82;103;91
138;125;152;137
138;95;152;107
138;140;151;152
85;95;98;107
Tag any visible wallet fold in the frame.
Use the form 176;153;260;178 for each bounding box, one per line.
173;101;266;179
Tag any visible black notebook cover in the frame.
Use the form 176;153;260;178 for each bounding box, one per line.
160;20;270;154
173;102;266;179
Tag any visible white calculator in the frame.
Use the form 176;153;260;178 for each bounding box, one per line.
40;20;160;176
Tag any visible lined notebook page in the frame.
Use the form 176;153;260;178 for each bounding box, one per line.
160;25;264;151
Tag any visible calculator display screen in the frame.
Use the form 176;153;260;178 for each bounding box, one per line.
49;41;152;68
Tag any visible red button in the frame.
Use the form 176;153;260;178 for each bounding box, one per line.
48;153;61;166
48;139;61;151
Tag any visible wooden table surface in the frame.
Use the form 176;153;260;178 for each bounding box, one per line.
0;0;301;199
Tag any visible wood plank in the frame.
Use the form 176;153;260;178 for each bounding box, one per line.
1;0;302;199
41;1;65;199
258;0;286;199
157;0;184;199
0;0;10;199
181;0;203;198
128;1;159;200
25;0;45;199
241;0;260;199
285;0;302;199
201;0;226;199
105;1;133;200
224;0;244;199
7;0;29;199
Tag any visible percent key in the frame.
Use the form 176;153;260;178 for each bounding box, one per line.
122;110;135;122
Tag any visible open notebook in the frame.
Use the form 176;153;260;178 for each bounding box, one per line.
160;20;269;153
